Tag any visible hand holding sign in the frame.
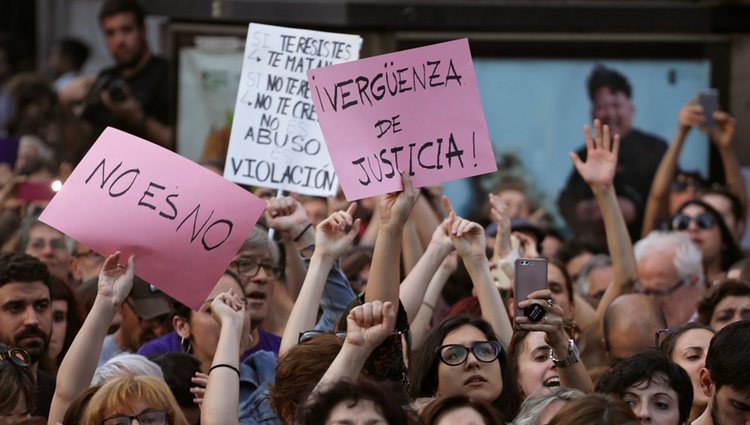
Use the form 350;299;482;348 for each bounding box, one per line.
40;127;265;310
378;171;418;230
97;251;135;307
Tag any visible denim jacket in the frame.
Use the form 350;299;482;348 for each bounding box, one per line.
311;259;356;331
239;351;281;424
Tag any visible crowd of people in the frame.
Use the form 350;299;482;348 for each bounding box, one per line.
1;0;750;424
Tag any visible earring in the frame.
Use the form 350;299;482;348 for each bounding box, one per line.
180;337;192;354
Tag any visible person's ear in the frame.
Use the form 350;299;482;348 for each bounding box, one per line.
70;258;82;281
173;315;190;339
699;367;714;398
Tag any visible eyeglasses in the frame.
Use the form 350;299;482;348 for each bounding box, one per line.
671;181;704;193
230;259;282;279
298;330;347;344
672;213;716;231
0;348;31;367
638;278;688;297
435;341;502;366
28;237;67;252
102;410;167;425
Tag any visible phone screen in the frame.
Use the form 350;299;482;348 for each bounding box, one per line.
17;181;56;202
514;258;548;321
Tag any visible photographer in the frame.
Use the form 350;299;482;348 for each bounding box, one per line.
59;0;172;149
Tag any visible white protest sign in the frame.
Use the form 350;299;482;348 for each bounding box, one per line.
224;23;362;196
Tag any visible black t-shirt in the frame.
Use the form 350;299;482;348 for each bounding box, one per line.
82;55;170;140
35;369;56;419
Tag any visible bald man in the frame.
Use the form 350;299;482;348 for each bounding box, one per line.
603;293;667;364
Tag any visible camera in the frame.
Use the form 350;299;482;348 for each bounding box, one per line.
79;74;129;123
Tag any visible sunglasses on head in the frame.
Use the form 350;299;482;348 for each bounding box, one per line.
0;348;31;367
672;213;716;231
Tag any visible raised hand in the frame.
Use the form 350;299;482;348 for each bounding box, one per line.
569;119;620;193
429;217;454;253
442;196;487;263
345;300;396;354
514;232;540;259
678;102;704;130
378;171;419;230
489;193;512;259
209;289;245;327
264;196;310;237
315;202;361;261
711;111;736;150
97;252;135;305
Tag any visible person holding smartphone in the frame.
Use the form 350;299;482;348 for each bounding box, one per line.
641;95;747;240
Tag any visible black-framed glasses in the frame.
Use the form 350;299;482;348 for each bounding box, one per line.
230;259;282;279
672;213;716;231
435;341;502;366
671;181;704;193
638;278;688;297
102;409;167;425
298;330;347;344
0;348;31;367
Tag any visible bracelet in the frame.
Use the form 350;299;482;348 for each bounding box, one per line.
293;223;313;242
208;363;240;378
422;301;435;311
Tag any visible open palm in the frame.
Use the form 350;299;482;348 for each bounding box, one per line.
570;119;620;192
98;252;135;305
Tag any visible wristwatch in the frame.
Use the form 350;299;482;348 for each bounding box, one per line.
550;339;580;368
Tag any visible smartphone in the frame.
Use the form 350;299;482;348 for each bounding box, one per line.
17;181;56;202
514;258;548;321
698;89;719;129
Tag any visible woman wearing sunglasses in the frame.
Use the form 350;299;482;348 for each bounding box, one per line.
0;345;36;422
671;199;743;282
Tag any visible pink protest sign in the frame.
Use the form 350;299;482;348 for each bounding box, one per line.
40;127;265;310
307;38;496;200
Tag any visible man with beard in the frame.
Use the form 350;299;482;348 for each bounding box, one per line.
67;0;172;149
693;320;750;425
0;252;54;418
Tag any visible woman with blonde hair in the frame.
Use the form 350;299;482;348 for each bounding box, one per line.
83;375;187;425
